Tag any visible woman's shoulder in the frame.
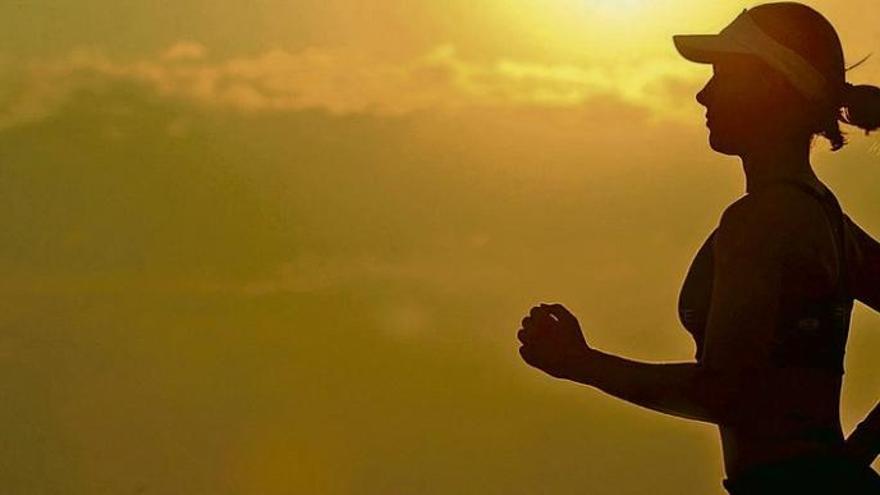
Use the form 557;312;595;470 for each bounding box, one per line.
715;186;832;261
720;185;828;232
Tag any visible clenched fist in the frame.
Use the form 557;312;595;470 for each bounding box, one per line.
517;303;591;380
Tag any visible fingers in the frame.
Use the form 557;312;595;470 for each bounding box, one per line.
522;306;551;338
518;303;572;346
518;345;537;367
529;305;554;321
544;303;576;325
518;303;581;377
519;316;538;342
520;303;560;336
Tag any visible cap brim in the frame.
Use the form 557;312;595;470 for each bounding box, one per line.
673;34;749;64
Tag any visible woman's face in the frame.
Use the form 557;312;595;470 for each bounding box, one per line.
696;54;806;156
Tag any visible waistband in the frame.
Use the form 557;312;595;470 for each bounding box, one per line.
722;455;880;494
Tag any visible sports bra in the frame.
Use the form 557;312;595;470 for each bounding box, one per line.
677;180;854;373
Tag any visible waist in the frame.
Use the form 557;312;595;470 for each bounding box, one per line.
721;426;845;479
722;453;880;494
718;367;844;477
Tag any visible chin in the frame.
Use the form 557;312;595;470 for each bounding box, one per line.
708;131;743;156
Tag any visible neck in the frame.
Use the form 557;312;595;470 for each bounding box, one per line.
740;139;820;195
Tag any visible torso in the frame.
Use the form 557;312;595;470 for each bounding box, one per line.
718;368;844;478
678;179;855;478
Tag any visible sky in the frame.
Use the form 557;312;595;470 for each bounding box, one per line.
2;1;880;494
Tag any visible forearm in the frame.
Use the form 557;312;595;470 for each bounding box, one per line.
846;401;880;465
565;349;733;424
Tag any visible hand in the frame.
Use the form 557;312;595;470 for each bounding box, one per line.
517;303;591;380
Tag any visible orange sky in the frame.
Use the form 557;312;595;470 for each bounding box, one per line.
2;2;880;494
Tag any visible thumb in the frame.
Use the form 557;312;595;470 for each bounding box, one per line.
542;303;577;325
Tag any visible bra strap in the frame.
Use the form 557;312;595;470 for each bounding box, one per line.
756;179;851;298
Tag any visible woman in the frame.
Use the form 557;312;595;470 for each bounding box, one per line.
516;3;880;493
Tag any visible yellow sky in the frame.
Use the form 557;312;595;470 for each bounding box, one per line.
3;2;880;494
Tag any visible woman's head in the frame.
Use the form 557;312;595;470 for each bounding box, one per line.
675;3;880;156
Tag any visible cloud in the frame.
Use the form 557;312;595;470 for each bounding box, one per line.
0;42;703;130
161;41;208;62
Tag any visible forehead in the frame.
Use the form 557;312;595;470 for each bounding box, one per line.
711;53;766;74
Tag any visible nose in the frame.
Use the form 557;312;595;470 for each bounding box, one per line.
696;82;709;107
696;75;714;108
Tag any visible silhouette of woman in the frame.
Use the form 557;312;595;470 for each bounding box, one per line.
517;3;880;493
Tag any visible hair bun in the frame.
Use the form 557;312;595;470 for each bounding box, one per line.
842;83;880;134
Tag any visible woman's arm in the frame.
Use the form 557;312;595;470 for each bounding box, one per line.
520;304;752;425
845;402;880;466
518;189;820;425
562;349;736;424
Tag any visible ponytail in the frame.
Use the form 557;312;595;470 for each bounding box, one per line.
841;83;880;134
815;82;880;151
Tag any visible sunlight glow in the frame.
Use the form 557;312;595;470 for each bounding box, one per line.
478;0;741;65
587;0;652;19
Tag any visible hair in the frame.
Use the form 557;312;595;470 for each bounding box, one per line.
750;2;880;151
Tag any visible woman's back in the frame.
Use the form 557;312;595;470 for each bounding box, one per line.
846;217;880;312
